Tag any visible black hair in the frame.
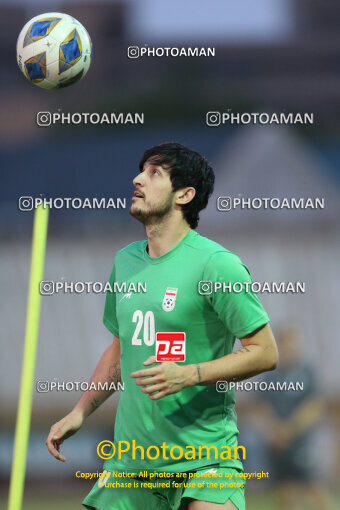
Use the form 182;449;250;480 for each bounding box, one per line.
139;142;215;229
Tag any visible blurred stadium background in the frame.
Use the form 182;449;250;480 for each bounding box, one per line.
1;0;340;508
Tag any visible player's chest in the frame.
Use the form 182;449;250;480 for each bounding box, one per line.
116;269;202;321
114;262;218;360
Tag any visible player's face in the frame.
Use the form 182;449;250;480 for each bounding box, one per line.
130;159;175;224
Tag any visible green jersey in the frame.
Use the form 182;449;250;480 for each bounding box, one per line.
103;230;269;473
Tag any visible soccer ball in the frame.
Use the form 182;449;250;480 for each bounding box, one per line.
16;12;92;89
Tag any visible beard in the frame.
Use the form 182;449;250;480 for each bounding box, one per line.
130;195;173;225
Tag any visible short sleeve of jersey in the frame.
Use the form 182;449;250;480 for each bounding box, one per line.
203;251;269;338
103;262;119;337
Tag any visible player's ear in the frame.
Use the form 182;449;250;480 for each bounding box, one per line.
175;187;196;206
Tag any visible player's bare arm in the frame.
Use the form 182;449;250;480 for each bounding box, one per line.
131;323;277;400
46;336;121;462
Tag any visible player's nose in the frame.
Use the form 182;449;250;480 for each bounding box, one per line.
132;172;144;187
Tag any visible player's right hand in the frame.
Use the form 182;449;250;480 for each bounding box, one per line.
46;409;84;462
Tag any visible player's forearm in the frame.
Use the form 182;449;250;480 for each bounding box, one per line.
187;342;278;387
73;342;121;419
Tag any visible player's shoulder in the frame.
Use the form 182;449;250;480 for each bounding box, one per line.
115;240;146;260
190;232;252;279
189;231;241;264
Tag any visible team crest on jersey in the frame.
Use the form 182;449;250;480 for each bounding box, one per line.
162;287;178;312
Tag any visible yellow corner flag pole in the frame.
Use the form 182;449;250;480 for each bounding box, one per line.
8;204;49;510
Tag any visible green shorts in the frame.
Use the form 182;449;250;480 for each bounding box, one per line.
82;466;246;510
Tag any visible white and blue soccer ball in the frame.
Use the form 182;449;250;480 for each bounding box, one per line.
16;12;92;89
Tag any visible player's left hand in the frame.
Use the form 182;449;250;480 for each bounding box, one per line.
131;356;193;400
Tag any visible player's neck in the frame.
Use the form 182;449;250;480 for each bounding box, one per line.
145;220;191;258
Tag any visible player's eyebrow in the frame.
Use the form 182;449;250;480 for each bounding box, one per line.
141;162;166;173
149;163;164;170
